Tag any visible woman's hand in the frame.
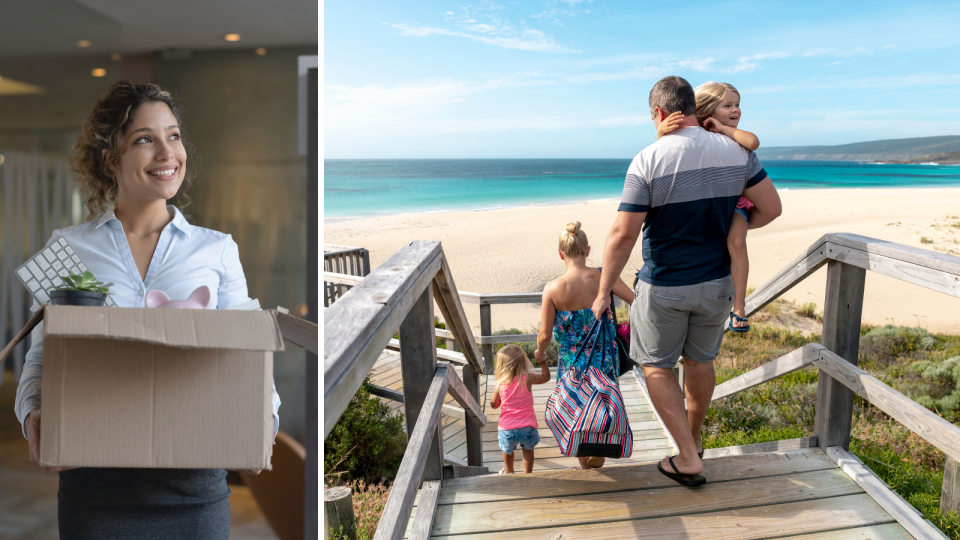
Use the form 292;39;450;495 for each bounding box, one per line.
534;348;545;365
25;409;75;473
656;111;683;139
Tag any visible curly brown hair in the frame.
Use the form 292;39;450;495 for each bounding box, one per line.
70;81;197;218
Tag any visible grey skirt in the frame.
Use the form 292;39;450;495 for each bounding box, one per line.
58;468;231;540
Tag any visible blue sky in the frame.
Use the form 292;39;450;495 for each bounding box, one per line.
325;0;960;158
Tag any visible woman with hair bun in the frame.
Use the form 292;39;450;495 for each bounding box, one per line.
534;221;635;469
13;81;280;539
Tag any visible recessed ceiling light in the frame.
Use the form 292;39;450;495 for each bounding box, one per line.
255;47;267;56
91;68;106;77
77;40;92;48
224;34;241;42
110;53;121;61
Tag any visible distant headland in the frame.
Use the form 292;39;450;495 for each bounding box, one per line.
756;135;960;164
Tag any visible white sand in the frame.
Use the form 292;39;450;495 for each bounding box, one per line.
324;188;960;334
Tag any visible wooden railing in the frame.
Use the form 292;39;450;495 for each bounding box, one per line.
323;244;370;307
708;232;960;538
323;241;488;540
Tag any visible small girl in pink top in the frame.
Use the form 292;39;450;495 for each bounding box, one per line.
490;344;551;474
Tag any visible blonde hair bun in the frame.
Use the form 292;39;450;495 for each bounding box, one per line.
559;221;588;258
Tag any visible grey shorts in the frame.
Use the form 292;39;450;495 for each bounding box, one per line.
630;275;735;369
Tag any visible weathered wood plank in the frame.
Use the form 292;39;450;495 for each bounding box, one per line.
385;339;467;365
477;292;542;305
480;437;672;454
482;447;674;472
440;447;836;505
323;271;364;286
815;349;960;463
433;255;485;372
712;344;822;401
408;480;440;540
828;232;960;276
446;366;487;425
477;334;538;345
479;304;493;375
372;365;449;540
399;288;444;484
431;468;861;536
702;436;818;459
826;446;949;540
324;241;443;438
943;457;960;514
827;242;960;299
815;261;866;451
776;524;912;540
460;363;484;467
742;235;830;319
429;494;894;540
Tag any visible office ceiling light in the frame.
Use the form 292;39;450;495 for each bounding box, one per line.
77;40;92;48
91;68;106;77
0;75;45;96
255;47;267;56
224;34;241;42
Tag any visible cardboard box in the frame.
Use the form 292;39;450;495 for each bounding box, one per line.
1;305;285;469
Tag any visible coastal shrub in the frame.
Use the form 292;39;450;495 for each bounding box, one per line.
324;377;406;485
799;302;818;319
911;356;960;419
860;325;937;365
492;329;559;367
921;236;934;244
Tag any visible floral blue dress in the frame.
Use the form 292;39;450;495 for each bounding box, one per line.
552;308;619;381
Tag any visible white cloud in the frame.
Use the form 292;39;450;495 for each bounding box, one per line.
390;23;577;53
748;73;960;94
724;52;790;73
883;44;897;50
802;46;872;58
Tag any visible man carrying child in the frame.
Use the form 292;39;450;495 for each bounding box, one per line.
592;76;782;485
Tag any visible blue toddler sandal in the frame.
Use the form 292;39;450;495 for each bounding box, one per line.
728;312;750;333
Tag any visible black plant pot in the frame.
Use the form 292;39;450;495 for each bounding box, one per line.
48;289;107;307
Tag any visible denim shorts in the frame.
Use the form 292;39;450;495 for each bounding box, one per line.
497;426;540;455
734;207;749;223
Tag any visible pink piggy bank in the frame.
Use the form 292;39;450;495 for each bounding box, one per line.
145;285;215;309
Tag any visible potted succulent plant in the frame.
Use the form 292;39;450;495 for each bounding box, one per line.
50;270;113;307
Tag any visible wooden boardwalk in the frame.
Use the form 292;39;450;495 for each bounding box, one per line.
369;353;675;471
409;448;914;539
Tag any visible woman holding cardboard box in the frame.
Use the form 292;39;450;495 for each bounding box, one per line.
13;81;280;539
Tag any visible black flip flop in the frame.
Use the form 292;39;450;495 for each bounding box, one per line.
657;456;706;487
728;312;750;333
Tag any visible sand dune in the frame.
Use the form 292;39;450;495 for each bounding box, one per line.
324;187;960;334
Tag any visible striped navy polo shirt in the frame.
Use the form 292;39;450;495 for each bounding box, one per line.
618;126;768;287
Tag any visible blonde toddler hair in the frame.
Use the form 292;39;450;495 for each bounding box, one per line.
495;344;535;388
694;81;740;127
559;221;588;258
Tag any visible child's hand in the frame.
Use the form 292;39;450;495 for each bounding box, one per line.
656;111;683;139
703;117;731;136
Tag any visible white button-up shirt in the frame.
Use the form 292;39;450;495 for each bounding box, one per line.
15;205;280;440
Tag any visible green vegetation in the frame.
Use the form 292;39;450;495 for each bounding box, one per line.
54;270;113;294
922;236;934;244
708;324;960;538
324;377;406;486
326;480;391;540
799;302;818;319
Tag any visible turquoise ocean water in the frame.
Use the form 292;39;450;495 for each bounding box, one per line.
324;160;960;220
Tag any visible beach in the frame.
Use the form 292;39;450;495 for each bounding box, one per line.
324;187;960;335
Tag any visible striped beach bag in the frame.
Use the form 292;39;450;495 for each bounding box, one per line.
544;313;633;459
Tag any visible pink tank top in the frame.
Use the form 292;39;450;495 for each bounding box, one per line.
498;374;538;430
